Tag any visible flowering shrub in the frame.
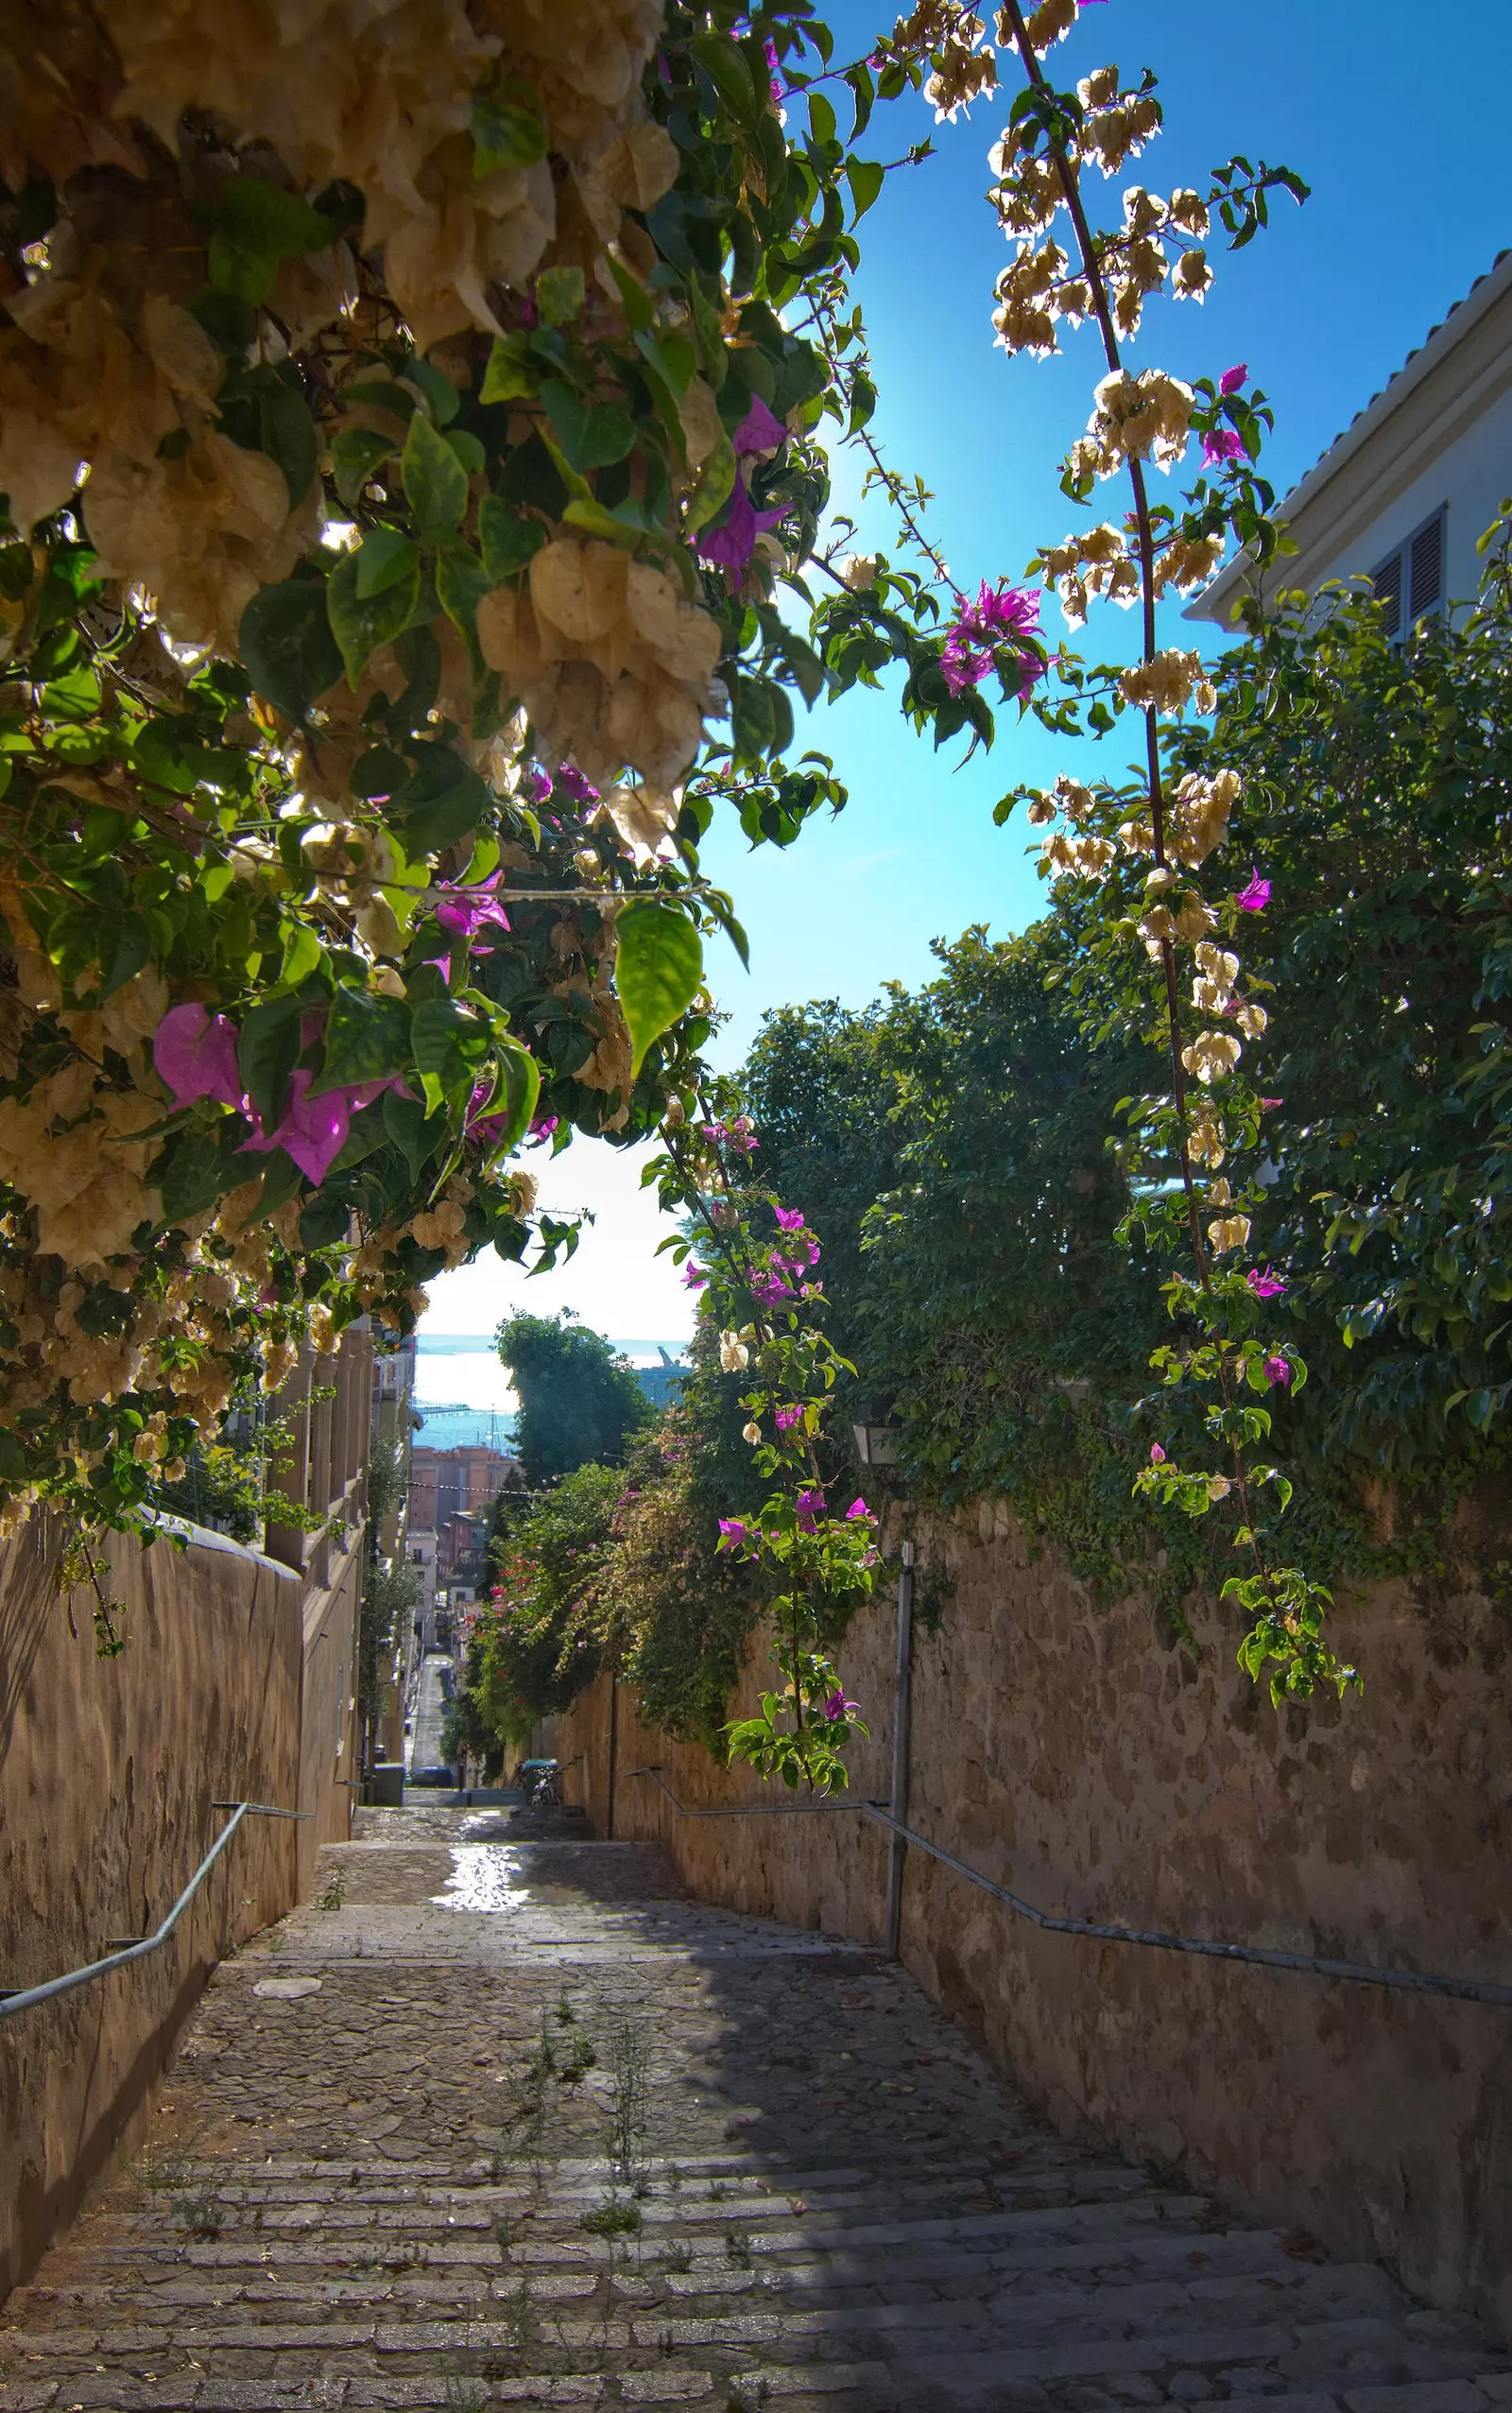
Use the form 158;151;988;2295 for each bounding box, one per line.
731;577;1512;1644
0;2;988;1588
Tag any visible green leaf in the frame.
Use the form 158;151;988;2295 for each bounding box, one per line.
401;409;470;541
332;426;393;508
279;922;324;988
326;543;421;683
383;1087;433;1181
845;157;885;222
238;993;302;1124
472;1036;541;1157
392;743;491;856
437;544;492;649
606;252;656;333
686;433;736;534
472;91;549;173
209;176;334;303
100;916;152;999
317;986;412;1090
403;356;459;426
537;266;585;326
239;579;343;723
478;495;545;581
480;335;538;404
159;1123;251;1225
541;381;637;473
635;327;696;402
257;377;318;506
444;426;487;476
411;994;490;1100
561;496;652;550
615;902;703;1078
352;526;419;600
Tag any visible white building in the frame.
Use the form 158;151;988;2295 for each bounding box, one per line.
1191;250;1512;634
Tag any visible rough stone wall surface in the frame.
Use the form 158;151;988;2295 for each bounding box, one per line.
295;1529;366;1898
0;1517;303;2295
556;1500;1512;2331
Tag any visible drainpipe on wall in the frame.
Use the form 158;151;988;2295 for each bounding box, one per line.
606;1669;619;1841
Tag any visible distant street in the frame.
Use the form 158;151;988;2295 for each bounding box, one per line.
406;1650;452;1779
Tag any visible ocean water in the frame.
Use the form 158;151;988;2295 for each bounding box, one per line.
412;1333;686;1453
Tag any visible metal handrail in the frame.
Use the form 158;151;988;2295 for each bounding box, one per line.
0;1801;307;2022
629;1767;1512;2008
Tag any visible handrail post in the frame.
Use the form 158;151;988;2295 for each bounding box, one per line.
885;1540;915;1960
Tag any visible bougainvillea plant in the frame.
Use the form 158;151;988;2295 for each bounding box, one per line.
643;1078;879;1791
0;0;979;1630
0;0;1337;1729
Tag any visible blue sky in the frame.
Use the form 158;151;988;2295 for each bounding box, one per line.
423;0;1512;1349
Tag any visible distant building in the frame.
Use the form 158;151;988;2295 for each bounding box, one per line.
368;1330;420;1770
632;1351;688;1412
1191;250;1512;635
408;1443;518;1534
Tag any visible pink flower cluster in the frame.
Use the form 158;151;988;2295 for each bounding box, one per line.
153;1002;405;1187
434;869;510;942
696;399;789;577
941;580;1043;699
700;1114;757;1157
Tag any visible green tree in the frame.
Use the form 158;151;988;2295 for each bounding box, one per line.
455;1462;624;1764
497;1312;653;1489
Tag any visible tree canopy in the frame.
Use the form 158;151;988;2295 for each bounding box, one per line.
497;1310;652;1488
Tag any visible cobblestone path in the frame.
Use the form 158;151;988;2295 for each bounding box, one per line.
3;1808;1507;2413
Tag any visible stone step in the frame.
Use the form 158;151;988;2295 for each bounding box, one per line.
3;1833;1498;2413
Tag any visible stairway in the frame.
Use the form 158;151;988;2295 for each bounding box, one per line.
2;1806;1506;2413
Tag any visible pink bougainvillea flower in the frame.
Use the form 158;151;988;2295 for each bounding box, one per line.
1202;427;1248;466
153;1002;244;1112
1219;363;1248;395
1260;1096;1283;1111
696;469;787;577
763;34;783;102
1263;1354;1292;1387
680;1263;708;1288
1149;1441;1166;1463
941;579;1043;698
773;1205;805;1232
774;1405;802;1432
528;1112;558;1147
435;867;511;939
1247;1266;1287;1299
553;763;600;807
845;1496;871;1520
717;1517;748;1545
1235;867;1271;912
795;1486;825;1532
823;1688;860;1722
734;395;787;457
240;1070;351;1187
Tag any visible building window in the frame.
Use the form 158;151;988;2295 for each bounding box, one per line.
1371;505;1447;638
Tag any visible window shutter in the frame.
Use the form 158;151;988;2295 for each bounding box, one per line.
1371;547;1404;637
1410;513;1444;618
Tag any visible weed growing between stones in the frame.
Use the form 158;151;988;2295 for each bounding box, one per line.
316;1869;347;1912
580;2197;642;2237
173;2185;224;2241
558;2030;597;2085
666;2239;694;2273
724;2229;753;2268
605;2019;651;2191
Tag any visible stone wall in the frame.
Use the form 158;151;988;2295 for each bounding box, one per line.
556;1498;1512;2330
0;1511;358;2295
